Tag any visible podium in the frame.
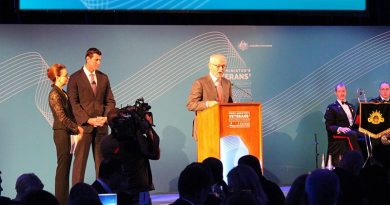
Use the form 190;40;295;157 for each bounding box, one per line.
196;102;263;166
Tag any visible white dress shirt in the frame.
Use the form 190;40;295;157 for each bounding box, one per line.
83;66;97;86
337;99;354;126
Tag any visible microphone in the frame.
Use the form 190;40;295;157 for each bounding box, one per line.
231;83;253;102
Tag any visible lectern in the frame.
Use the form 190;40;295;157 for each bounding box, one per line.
196;102;263;165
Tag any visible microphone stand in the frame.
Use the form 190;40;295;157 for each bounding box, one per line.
315;133;319;169
357;88;373;167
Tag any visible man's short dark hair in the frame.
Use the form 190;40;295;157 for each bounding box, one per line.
85;48;102;59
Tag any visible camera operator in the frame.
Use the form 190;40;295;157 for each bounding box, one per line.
100;99;160;205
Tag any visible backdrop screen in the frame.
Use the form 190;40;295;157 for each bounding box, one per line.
19;0;366;11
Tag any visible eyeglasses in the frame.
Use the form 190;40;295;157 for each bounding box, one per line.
211;63;226;69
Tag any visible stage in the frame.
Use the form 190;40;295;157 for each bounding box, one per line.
151;186;291;205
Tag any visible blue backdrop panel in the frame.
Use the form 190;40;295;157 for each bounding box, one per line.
0;25;389;198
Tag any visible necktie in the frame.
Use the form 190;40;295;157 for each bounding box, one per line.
216;79;223;103
90;74;97;96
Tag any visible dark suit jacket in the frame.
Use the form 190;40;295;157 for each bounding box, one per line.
324;101;357;136
370;96;390;103
186;74;233;112
186;74;233;138
67;68;116;133
48;85;78;133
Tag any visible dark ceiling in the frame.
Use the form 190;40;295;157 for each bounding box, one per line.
0;0;390;25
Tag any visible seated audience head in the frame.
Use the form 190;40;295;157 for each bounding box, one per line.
238;155;262;177
222;190;260;205
378;81;390;100
98;157;123;191
285;174;308;205
21;190;59;205
305;169;340;205
69;182;102;205
202;157;224;183
338;150;364;176
14;173;44;201
227;165;268;205
177;162;211;204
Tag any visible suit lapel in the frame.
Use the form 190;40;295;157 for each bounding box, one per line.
95;72;101;98
79;68;96;97
336;101;349;122
205;75;217;101
336;100;355;123
347;103;354;116
221;78;230;102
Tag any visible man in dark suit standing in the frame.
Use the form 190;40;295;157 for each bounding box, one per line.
68;48;116;185
324;83;363;166
186;54;233;139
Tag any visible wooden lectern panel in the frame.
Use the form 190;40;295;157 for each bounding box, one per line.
196;102;263;166
196;105;221;161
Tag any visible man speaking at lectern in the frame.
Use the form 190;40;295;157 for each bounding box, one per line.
187;53;233;139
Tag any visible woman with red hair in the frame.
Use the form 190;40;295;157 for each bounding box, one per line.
47;64;83;205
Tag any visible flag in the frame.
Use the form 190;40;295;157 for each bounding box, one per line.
359;103;390;138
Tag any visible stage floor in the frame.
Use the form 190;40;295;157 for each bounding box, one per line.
151;186;291;205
